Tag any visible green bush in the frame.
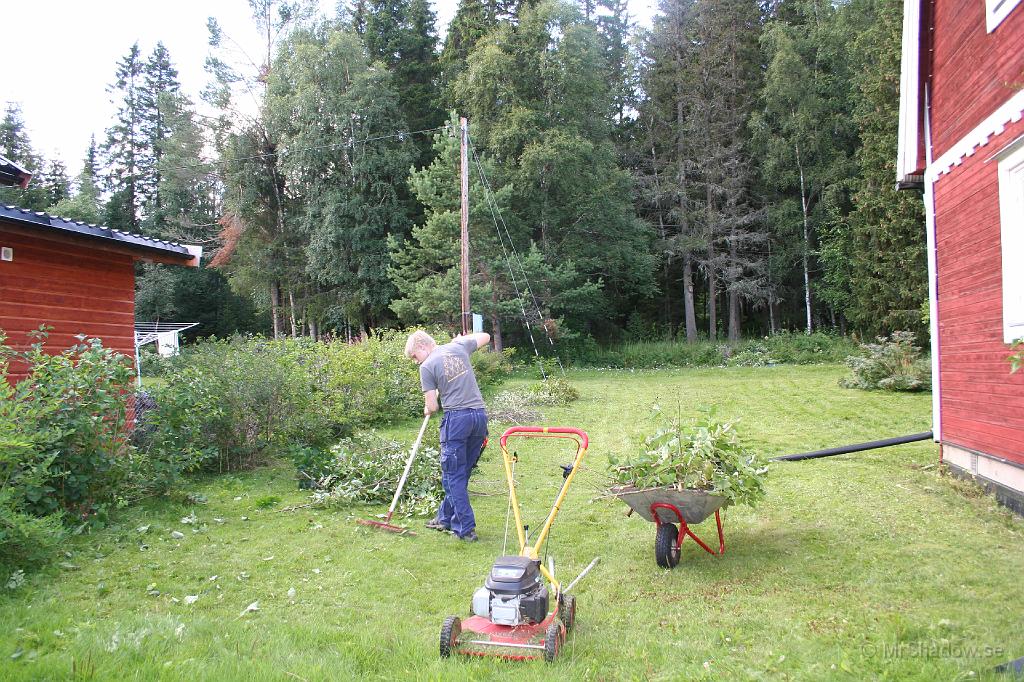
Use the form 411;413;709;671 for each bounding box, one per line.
470;347;516;386
565;332;856;369
0;329;135;571
839;331;931;392
609;408;768;507
138;332;425;474
527;377;580;405
0;329;135;520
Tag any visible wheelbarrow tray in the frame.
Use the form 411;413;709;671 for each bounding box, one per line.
611;484;728;524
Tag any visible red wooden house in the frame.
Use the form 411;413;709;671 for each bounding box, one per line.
898;0;1024;512
0;204;201;383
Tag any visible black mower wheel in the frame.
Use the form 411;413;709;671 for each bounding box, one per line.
655;522;681;568
440;615;461;658
558;593;576;632
544;617;564;663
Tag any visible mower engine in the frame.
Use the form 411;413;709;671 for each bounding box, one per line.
472;555;549;626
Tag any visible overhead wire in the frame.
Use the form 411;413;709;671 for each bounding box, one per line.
159;124;450;174
468;136;566;377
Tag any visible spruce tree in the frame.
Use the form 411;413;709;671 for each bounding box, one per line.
844;0;926;337
0;103;48;210
103;43;146;232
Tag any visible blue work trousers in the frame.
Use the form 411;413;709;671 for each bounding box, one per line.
436;408;488;538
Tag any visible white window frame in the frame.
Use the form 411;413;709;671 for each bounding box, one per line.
998;140;1024;343
987;0;1022;32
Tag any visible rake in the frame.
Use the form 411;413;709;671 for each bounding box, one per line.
358;413;432;535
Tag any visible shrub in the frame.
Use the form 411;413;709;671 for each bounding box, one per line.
471;347;516;386
138;332;428;475
839;331;931;391
527;377;580;405
726;343;776;367
1009;339;1023;374
0;330;134;570
609;409;769;507
0;329;134;520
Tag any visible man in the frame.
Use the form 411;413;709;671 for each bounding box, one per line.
405;329;490;542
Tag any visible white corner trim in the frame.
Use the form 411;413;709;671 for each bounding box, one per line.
987;0;1023;32
926;88;1024;183
923;85;941;443
897;0;922;183
998;144;1024;343
184;244;203;267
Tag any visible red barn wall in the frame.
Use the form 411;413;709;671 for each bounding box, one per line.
933;115;1024;465
930;0;1024;159
0;223;136;384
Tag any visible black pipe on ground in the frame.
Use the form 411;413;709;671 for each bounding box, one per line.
772;432;934;462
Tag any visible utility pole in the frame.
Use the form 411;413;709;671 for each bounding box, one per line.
459;116;471;335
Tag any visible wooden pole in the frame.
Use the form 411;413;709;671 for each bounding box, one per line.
460;117;471;335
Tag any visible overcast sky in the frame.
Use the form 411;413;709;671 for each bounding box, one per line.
1;0;658;174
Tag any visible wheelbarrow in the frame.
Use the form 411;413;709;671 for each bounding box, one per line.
611;485;728;568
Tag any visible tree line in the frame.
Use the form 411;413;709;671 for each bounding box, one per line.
0;0;927;350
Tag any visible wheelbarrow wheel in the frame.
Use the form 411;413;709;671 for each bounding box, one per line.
544;617;564;662
440;615;461;658
558;593;576;631
655;523;680;568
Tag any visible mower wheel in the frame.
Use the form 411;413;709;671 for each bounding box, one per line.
558;593;576;632
440;615;461;658
544;617;564;663
655;523;681;569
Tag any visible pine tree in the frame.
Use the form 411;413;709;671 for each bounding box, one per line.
103;43;146;232
268;25;417;330
0;103;48;210
844;0;926;337
47;139;103;225
360;0;444;168
453;0;655;338
139;42;183;234
438;0;497;106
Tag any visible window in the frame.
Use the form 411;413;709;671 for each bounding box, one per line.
987;0;1022;32
998;140;1024;343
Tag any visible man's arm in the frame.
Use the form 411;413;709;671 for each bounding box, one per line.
424;389;439;416
454;332;491;352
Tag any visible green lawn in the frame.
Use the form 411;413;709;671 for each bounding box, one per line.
2;365;1021;680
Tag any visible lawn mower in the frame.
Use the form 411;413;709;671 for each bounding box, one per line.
439;426;599;663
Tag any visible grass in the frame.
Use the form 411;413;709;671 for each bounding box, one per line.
2;365;1022;680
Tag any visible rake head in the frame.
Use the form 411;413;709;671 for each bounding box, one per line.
357;518;416;535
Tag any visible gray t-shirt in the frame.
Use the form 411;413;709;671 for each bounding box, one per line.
419;339;486;411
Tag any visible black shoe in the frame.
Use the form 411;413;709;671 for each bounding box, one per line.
458;531;479;542
425;518;450;531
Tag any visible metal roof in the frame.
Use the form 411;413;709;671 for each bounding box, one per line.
0;204;198;261
0;155;32;188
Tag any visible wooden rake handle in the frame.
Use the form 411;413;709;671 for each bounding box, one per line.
384;414;432;522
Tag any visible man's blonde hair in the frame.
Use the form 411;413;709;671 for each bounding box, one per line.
404;330;436;358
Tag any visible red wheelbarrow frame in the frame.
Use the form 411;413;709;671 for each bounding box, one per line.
650;502;725;557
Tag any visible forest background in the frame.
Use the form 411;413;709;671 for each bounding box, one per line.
0;0;926;356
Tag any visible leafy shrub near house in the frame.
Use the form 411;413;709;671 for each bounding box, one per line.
0;329;136;572
136;332;428;474
609;408;769;508
839;331;931;392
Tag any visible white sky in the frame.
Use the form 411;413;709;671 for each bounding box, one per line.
1;0;658;173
